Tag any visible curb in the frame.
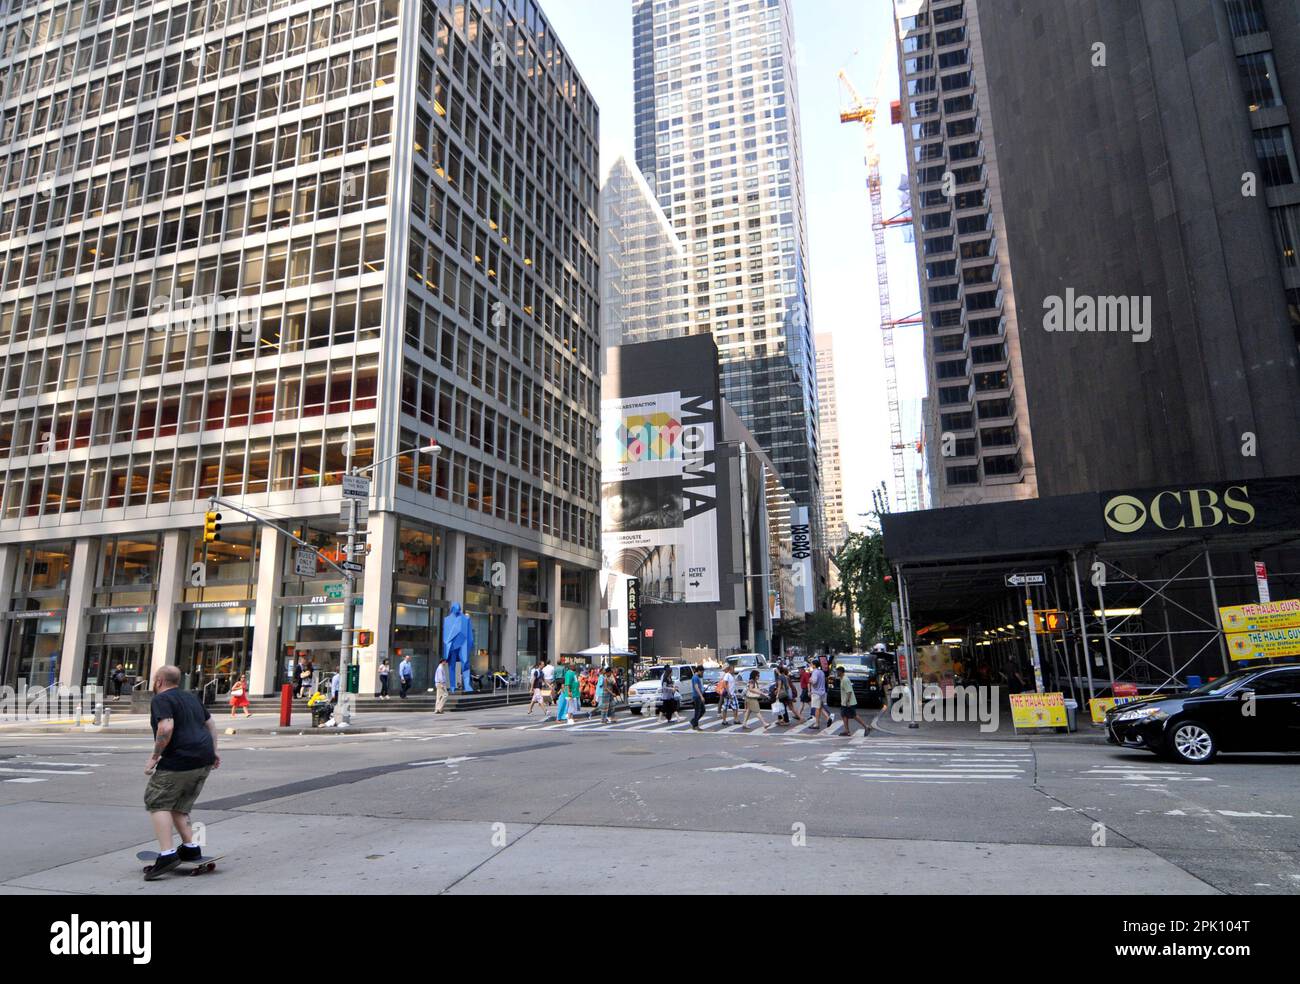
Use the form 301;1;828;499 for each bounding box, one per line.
869;709;1111;744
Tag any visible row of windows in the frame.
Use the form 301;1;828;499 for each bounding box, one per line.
0;260;384;366
0;425;380;517
1;355;380;460
1;180;388;311
2;41;396;177
1;88;394;248
946;452;1021;486
1;1;398;110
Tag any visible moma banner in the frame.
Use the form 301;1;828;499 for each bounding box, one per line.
601;390;720;604
791;505;815;614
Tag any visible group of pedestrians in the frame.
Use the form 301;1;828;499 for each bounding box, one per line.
643;659;867;736
526;660;625;725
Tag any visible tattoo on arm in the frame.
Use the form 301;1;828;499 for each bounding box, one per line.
153;720;173;756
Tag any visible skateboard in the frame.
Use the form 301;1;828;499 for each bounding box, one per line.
137;850;223;877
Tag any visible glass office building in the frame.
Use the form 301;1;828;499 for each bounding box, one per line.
0;0;600;696
631;0;825;594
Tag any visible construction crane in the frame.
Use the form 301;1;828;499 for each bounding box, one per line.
838;65;914;512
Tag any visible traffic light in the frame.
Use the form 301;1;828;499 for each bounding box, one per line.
203;510;223;542
356;630;374;647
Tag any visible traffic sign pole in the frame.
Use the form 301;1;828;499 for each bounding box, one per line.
1025;598;1044;693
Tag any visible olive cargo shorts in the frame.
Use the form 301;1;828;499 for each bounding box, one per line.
144;765;212;814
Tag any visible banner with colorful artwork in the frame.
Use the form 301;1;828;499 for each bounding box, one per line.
601;390;719;604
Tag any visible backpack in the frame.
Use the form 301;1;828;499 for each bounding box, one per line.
714;676;728;695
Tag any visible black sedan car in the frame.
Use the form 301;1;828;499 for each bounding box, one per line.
1105;663;1300;763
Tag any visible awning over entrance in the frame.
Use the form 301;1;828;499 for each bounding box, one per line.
881;475;1300;702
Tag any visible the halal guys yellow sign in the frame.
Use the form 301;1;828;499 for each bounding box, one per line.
1103;484;1255;535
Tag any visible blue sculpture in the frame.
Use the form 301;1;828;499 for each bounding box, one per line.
442;603;475;692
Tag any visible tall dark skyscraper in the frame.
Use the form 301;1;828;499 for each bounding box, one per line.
896;0;1300;503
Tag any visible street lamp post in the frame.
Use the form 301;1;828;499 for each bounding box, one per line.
335;439;441;724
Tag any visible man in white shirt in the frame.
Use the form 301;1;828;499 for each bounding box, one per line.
809;664;830;730
434;659;450;713
718;667;738;725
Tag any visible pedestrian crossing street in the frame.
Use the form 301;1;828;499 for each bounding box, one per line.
819;738;1034;784
515;712;872;741
0;754;107;784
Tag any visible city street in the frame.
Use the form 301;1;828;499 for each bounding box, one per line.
2;708;1297;895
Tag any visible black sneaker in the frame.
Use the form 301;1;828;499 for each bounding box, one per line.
144;852;182;880
178;844;203;862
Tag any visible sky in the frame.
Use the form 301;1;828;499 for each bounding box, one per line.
542;0;927;529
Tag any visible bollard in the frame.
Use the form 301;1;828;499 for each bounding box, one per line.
280;683;293;726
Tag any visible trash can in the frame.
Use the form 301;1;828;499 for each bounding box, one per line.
311;702;333;728
1062;698;1078;732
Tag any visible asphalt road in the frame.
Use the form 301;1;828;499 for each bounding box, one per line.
1;706;1297;895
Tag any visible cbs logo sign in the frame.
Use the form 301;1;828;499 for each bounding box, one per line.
1103;485;1255;534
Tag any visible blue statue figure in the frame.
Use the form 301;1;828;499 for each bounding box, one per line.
442;603;475;692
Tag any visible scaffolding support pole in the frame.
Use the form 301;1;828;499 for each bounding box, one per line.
896;564;920;729
1070;551;1096;705
1093;552;1117;691
1204;549;1231;675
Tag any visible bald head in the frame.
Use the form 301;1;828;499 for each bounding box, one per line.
153;665;182;691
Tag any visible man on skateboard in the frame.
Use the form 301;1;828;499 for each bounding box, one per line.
143;665;219;880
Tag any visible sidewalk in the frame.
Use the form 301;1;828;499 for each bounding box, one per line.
0;701;553;736
870;707;1110;744
0;696;616;736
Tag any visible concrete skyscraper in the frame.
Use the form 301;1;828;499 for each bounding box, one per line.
632;0;824;603
894;0;1037;509
814;332;846;552
0;0;602;696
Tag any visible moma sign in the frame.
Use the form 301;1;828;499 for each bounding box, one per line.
791;506;815;614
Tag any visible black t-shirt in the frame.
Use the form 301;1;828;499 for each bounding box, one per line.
150;689;216;771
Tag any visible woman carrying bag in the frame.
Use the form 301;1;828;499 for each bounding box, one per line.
228;673;252;718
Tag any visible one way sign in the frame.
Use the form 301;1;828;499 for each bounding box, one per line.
1005;572;1046;587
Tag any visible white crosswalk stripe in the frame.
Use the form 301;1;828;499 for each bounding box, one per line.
512;713;875;742
819;740;1032;784
1081;766;1213;785
0;757;105;784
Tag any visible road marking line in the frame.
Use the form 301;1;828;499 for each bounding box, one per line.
3;777;47;783
26;761;105;767
0;766;92;775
